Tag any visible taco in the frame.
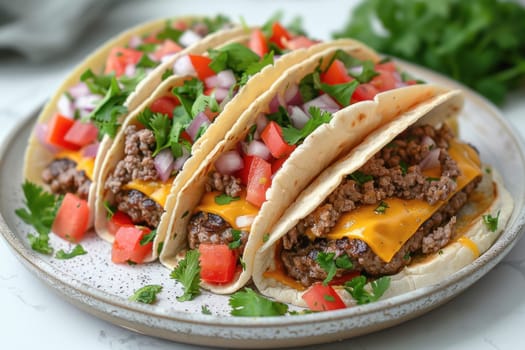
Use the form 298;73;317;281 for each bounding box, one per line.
94;22;341;263
22;15;240;238
159;43;457;295
252;89;513;310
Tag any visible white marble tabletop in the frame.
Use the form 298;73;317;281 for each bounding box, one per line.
1;1;525;349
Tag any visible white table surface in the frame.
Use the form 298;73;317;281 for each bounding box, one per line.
1;1;525;349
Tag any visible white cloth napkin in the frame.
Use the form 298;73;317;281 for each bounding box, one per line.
0;0;117;61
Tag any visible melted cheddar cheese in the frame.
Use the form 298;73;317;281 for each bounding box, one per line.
56;150;95;180
123;179;173;207
323;140;482;263
194;191;259;230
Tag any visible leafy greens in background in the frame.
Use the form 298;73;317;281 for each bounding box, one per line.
332;0;525;105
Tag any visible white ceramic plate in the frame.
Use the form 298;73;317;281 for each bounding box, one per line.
1;62;524;348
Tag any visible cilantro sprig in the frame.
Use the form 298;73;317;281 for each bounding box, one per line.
229;287;289;316
282;107;332;145
315;252;354;285
170;250;201;301
344;276;390;305
482;210;500;232
15;181;62;255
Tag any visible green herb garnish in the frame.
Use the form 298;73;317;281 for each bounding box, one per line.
229;287;288;316
374;201;389;214
348;171;373;185
140;229;157;246
482;210;500;232
55;244;87;259
170;250;201;301
316;252;354;285
228;229;243;250
344;275;390;305
129;285;163;304
282;107;332;145
215;194;240;205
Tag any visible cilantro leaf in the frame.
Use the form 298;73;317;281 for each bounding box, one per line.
215;194;240;205
239;52;274;86
201;304;212;315
129;285;163;304
200;14;232;33
140;229;157;246
229;287;288;316
344;276;390;305
228;229;242;250
191;94;219;117
316;252;354;285
15;181;60;237
156;21;183;42
172;78;204;117
348;171;373;185
374;201;389;214
170;250;201;301
80;69;113;95
298;72;320;102
348;60;379;83
482;210;500;232
161;68;174;81
282;107;332;145
266;106;291;127
316;76;359;107
208;43;261;76
136;54;159;69
55;244;87;259
149;113;171;156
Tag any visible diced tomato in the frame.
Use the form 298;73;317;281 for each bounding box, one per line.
269;22;292;49
370;69;398;92
302;283;346;311
203;108;219;121
107;211;134;236
143;34;161;44
198;243;237;284
246;156;272;207
249;29;268;57
153;39;183;60
350;83;379;104
261;121;296;159
271;156;288;175
46;113;81;151
405;79;418;85
180;131;192;143
104;47;143;77
238;155;255;185
321;60;352;85
188;54;216;80
51;193;90;243
111;226;152;264
64;120;98;147
173;20;188;31
149;96;179;118
329;271;361;286
374;61;397;73
284;36;318;50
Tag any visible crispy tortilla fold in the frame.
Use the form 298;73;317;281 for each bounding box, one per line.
160;44;457;294
23;17;245;227
252;90;513;307
94;38;366;261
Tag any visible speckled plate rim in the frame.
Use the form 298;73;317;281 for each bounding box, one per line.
1;61;525;348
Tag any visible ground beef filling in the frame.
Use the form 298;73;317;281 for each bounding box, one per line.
280;124;478;287
188;212;248;253
105;125;163;227
41;158;91;199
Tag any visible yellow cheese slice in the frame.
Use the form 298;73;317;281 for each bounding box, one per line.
194;191;259;230
325;140;482;263
55;150;95;180
123;178;173;207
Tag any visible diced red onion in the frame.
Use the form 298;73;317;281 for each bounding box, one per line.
154;148;175;182
419;148;441;170
179;30;202;47
213;87;229;102
284;84;302;106
124;64;136;77
82;142;99;158
173;147;190;171
302;94;340;114
236;215;255;228
217;70;236;88
215;150;244;175
128;35;142;48
288;105;310;129
35;123;58;153
57;94;74;118
205;74;220;88
186;112;211;141
255;114;269;137
173;55;196;76
246;140;271;160
75;94;101;112
421;136;436;149
349;65;364;76
269;94;281;113
68;82;90;98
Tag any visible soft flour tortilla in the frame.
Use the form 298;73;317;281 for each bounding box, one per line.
252;91;514;307
94;38;367;261
160;44;456;294
23;17;245;227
